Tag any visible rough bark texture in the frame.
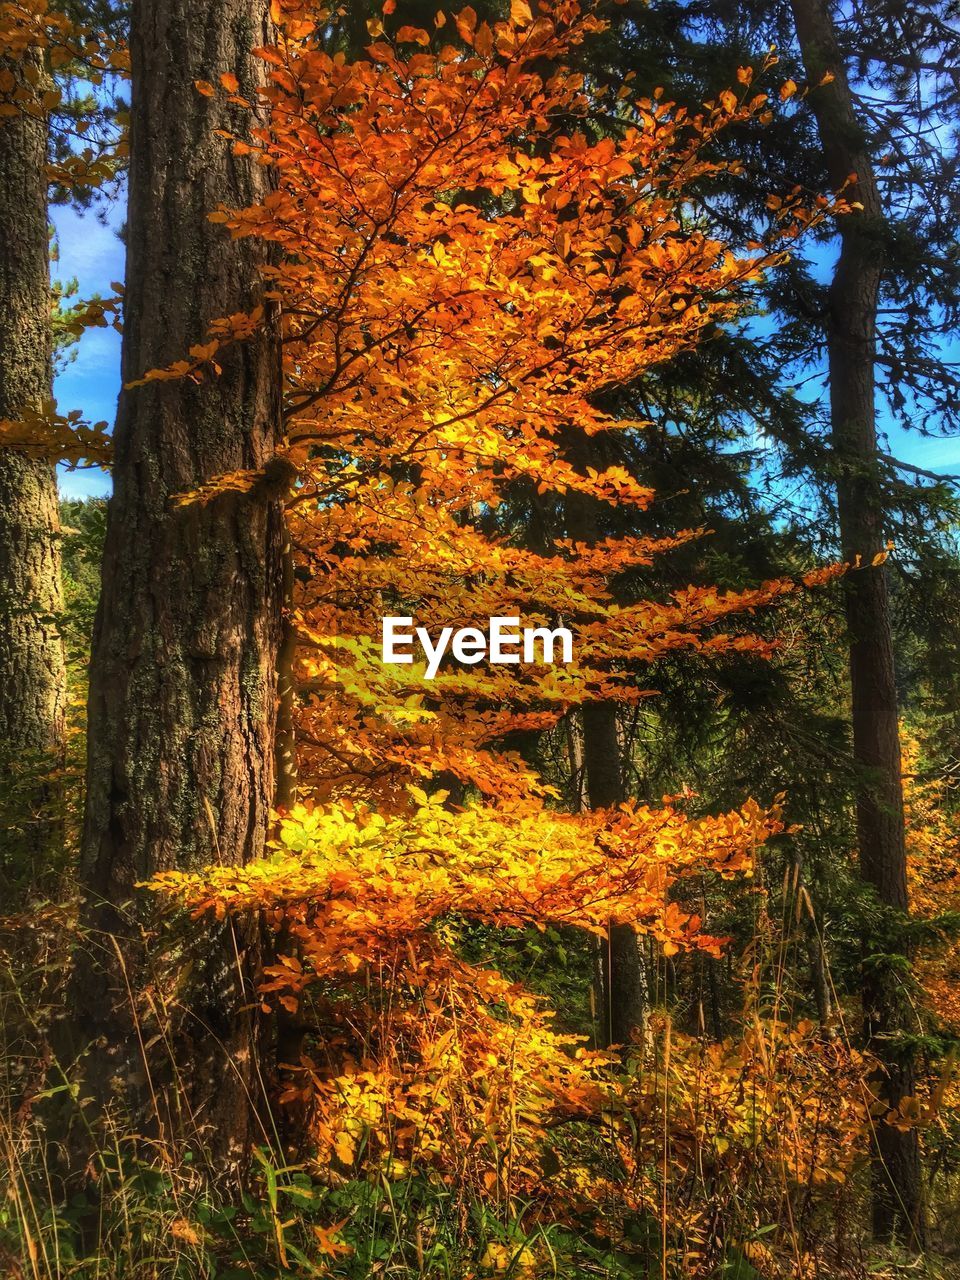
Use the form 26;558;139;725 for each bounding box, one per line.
789;0;923;1244
73;0;284;1169
0;55;67;864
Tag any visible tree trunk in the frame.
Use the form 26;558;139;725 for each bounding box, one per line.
788;0;923;1245
72;0;284;1170
581;700;649;1048
0;53;66;876
565;476;648;1049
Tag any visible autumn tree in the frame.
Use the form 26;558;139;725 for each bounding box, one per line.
135;4;861;1261
69;0;284;1165
150;3;863;1219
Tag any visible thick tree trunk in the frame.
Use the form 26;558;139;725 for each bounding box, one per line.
0;54;66;872
72;0;284;1169
789;0;923;1245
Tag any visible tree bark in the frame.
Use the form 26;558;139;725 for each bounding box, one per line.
581;700;649;1048
565;479;648;1049
789;0;923;1245
0;53;67;873
72;0;284;1170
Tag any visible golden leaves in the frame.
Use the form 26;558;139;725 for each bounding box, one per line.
145;0;847;944
153;807;867;1252
719;88;738;114
269;0;321;37
0;0;125;81
454;5;477;42
312;1220;353;1257
140;3;867;1253
510;0;533;26
0;402;113;466
146;3;851;1008
395;24;430;45
153;792;780;977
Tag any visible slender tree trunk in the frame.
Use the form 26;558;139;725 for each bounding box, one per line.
581;700;649;1047
789;0;923;1244
71;0;284;1169
564;710;585;812
0;53;66;874
565;475;648;1048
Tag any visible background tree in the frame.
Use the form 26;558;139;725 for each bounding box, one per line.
0;28;67;881
789;0;923;1243
572;0;960;1243
146;13;861;1267
565;467;650;1048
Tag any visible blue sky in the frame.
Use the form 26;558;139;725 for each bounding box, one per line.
53;201;123;500
52;198;960;501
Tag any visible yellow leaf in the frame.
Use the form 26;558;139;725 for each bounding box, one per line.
170;1218;202;1246
719;88;738;114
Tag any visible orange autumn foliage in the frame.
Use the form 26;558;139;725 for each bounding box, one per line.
0;0;127;105
905;735;960;1036
132;0;869;1261
149;0;848;810
153;797;871;1264
900;735;960;1151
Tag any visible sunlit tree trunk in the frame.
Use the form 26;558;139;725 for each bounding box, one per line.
72;0;284;1167
0;52;66;875
789;0;923;1245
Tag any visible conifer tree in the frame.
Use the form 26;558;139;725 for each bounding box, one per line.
789;0;923;1242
